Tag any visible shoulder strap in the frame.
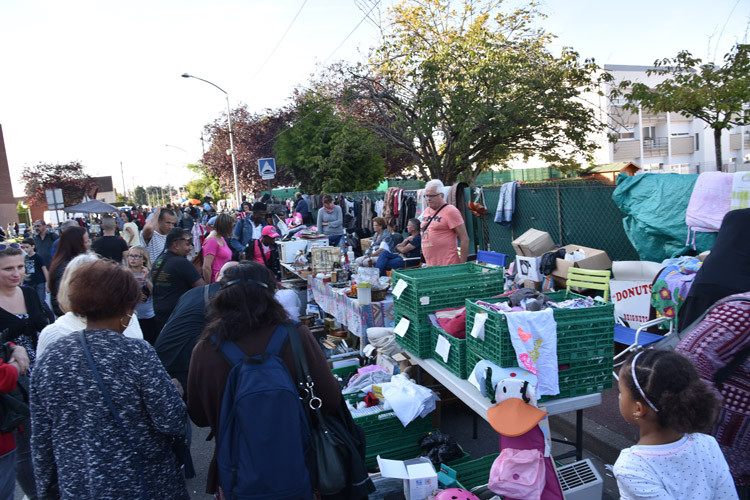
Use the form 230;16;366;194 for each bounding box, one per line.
422;203;448;233
78;331;147;500
215;339;247;366
265;323;289;357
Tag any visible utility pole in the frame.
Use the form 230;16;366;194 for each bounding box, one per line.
120;161;127;200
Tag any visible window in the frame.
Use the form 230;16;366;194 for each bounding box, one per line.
642;126;656;140
695;133;700;151
618;132;635;139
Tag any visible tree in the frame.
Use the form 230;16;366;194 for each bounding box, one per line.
21;161;98;207
346;0;608;184
614;44;750;170
185;163;223;201
202;106;296;193
275;92;386;193
133;186;147;207
350;0;606;183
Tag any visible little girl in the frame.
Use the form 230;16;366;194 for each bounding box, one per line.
614;349;738;499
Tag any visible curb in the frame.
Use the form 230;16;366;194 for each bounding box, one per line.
549;411;635;465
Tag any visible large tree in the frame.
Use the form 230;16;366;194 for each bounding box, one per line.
185;163;224;201
275;91;386;193
202;105;295;193
345;0;607;184
133;186;148;206
614;44;750;170
22;161;98;207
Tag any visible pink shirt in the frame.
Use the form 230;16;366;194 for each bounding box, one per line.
202;236;232;283
420;204;464;266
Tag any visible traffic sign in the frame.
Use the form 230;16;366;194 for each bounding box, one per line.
261;174;275;180
258;158;276;178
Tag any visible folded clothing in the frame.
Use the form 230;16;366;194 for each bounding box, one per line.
433;307;467;339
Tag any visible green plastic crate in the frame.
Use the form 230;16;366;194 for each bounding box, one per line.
392;263;504;327
465;291;615;367
443;453;499;491
352;406;433;467
394;314;433;358
538;356;614;402
430;325;468;379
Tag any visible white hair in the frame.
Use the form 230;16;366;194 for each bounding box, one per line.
425;179;445;192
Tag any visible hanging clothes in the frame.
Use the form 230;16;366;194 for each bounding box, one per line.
504;309;559;397
495;181;519;226
374;199;384;218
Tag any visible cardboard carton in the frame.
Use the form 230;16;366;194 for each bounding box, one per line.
361;237;373;253
610;260;662;329
516;255;543;282
512;229;556;257
377;456;438;500
551;245;612;280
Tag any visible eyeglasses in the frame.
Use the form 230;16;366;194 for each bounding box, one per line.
0;243;20;250
127;254;143;259
424;194;442;199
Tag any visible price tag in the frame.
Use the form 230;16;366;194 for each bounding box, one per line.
470;312;488;341
419;296;430;305
394;317;410;337
435;335;451;363
392;279;408;299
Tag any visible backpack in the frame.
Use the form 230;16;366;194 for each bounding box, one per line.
213;325;312;500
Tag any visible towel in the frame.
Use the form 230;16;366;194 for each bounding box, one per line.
504;308;559;396
494;181;519;226
731;171;750;210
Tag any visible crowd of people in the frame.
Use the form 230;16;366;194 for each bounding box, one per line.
0;187;745;499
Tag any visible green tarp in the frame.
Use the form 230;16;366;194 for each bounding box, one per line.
612;173;716;262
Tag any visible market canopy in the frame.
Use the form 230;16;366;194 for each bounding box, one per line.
63;200;118;214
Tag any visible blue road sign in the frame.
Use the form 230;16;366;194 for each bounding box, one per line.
258;158;276;176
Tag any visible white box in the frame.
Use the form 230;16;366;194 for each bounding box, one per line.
279;239;310;263
377;456;437;500
516;255;542;282
610;280;653;329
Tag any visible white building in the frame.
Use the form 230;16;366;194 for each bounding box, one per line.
604;64;750;174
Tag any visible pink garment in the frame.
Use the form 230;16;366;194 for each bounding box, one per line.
421;204;464;266
252;240;273;266
497;426;564;500
435;307;467;339
202;236;232;283
685;172;733;247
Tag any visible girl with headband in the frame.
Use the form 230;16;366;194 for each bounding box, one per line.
614;349;738;499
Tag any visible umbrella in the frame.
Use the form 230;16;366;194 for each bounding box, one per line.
187;198;201;205
63;200;118;214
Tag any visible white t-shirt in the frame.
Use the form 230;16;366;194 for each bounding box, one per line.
614;433;738;500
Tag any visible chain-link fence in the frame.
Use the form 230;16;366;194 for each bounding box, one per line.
473;181;640;262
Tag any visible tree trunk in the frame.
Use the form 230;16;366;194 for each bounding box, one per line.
714;128;723;171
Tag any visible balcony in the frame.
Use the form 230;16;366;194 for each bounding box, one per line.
643;138;668;157
671;136;695;155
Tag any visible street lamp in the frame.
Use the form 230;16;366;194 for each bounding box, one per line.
181;73;241;210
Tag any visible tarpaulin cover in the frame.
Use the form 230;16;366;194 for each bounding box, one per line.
612;173;716;262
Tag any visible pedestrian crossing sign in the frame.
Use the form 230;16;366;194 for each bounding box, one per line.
258;158;276;178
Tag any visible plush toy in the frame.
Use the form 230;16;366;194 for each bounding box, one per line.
485;367;547;437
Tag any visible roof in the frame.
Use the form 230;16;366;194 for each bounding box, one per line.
604;64;658;72
587;162;641;174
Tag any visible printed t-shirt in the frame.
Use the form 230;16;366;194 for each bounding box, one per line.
24;253;46;286
420;204;464;266
202;237;232;283
151;251;202;331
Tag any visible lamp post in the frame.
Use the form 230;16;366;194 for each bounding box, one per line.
181;73;241;210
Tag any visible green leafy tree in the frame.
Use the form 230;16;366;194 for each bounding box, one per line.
133;186;147;206
275;92;386;193
21;161;98;207
185;163;224;201
614;44;750;170
346;0;608;184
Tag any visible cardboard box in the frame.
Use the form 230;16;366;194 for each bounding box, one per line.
377;456;438;500
523;279;542;291
551;245;612;279
516;255;543;282
279;239;309;263
610;260;662;329
361;237;373;253
512;229;556;257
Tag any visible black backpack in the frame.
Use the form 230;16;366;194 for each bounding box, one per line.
0;341;29;433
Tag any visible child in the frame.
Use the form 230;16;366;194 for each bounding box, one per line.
614;350;738;499
20;237;48;304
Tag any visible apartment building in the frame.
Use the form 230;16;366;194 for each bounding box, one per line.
604;64;750;174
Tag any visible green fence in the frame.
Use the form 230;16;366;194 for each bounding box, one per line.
475;181;639;262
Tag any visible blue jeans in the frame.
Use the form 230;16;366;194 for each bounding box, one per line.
327;234;345;247
376;251;406;276
0;449;15;500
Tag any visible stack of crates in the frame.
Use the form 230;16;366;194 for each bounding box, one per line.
347;395;433;467
465;290;614;401
440;453;498;491
392;263;504;359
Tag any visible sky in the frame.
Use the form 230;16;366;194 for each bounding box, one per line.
1;0;748;198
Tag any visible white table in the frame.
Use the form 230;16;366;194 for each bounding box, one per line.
410;355;602;461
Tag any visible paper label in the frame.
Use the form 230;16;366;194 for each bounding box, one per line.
419;296;430;305
435;335;451;363
392;279;408;299
470;312;488;341
394;317;410;337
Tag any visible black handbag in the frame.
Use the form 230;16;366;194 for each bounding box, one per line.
0;341;29;433
286;325;374;499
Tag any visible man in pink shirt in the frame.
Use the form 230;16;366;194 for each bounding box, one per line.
420;179;469;266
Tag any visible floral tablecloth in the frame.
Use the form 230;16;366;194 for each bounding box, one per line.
310;277;395;337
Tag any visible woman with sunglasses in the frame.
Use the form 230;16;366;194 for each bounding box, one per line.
0;244;52;500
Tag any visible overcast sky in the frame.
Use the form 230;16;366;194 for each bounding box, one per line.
1;0;747;197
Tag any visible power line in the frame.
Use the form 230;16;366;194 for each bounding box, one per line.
323;0;382;65
253;0;309;77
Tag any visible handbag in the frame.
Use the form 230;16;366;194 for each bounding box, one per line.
488;448;546;500
79;331;189;499
0;341;29;433
286;325;374;499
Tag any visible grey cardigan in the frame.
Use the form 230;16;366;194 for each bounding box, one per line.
317;205;345;236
